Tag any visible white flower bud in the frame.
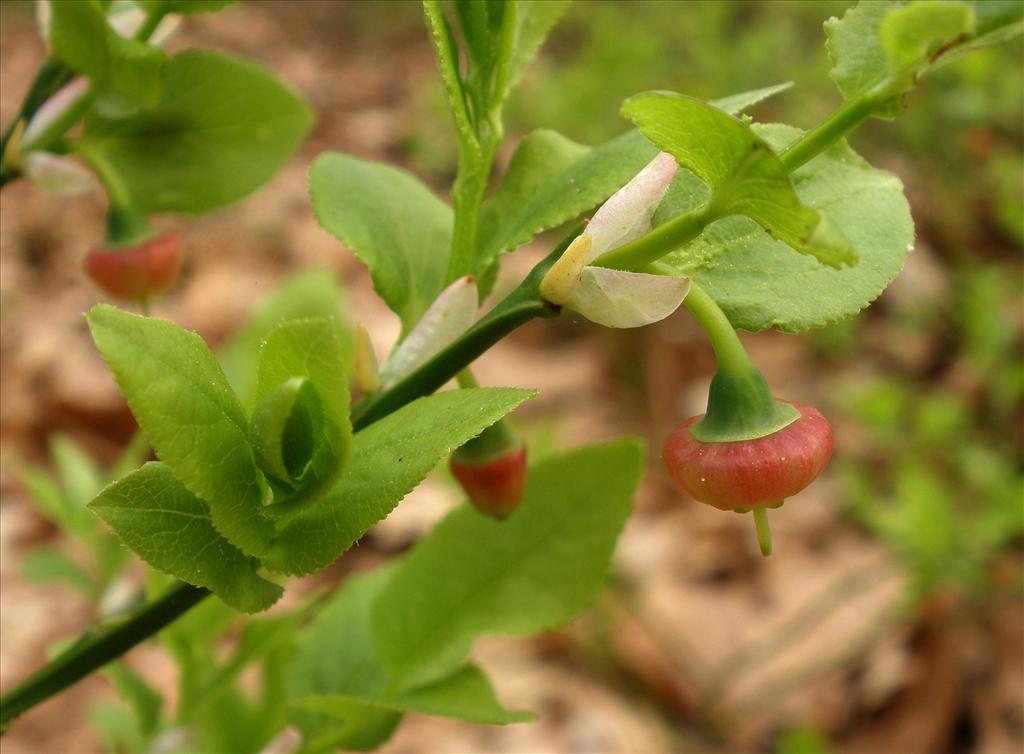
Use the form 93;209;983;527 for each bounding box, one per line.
379;276;478;387
540;151;690;328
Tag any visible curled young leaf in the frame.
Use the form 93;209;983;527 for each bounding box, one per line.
253;318;352;508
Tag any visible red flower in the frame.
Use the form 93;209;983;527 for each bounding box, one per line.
85;232;182;302
662;400;833;511
450;443;528;518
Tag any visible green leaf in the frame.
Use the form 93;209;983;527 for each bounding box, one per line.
143;0;238;13
98;34;167;118
825;0;991;118
310;153;453;332
50;434;104;509
265;387;535;576
289;568;528;752
20;547;95;595
219;268;350;411
102;662;163;738
289;569;401;753
423;0;477;152
622;92;856;268
48;1;110;83
88;702;146;754
252;319;351;500
252;378;319;487
880;2;975;80
710;82;794;116
655;124;913;332
503;0;571;93
476;128;657;289
90;462;282;612
6;458;68;530
373;439;644;681
964;0;1024;52
195;613;303;708
298;664;533;725
86;305;274;556
48;0;167;118
6;440;97;540
454;1;497;76
77;49;312;214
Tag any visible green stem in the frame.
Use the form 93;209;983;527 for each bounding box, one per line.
352;230;573;430
684;282;798;443
682;282;755;376
591;203;716;272
779;94;879;172
133;4;167;42
445;139;497;284
752;508;772;557
455;368;479;389
0;582;209;727
75;141;155;247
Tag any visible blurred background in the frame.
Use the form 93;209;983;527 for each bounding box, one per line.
0;1;1021;752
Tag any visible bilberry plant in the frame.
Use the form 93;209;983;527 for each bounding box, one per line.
0;1;1020;750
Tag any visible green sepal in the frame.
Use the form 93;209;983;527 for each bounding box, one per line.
103;204;157;249
451;420;521;466
690;367;799;443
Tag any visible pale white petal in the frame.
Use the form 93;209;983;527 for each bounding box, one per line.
148;15;181;47
36;0;51;42
108;7;181;44
22;77;89;146
585;151;678;260
565;267;690;328
380;276;478;386
538;233;591;306
107;7;147;37
23;152;96;197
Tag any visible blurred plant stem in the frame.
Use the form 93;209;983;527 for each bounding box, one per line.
0;581;210;727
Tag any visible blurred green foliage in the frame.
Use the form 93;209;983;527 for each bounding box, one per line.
380;1;1023;250
834;263;1023;601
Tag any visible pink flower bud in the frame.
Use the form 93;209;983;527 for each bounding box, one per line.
85;232;183;302
450;443;528;518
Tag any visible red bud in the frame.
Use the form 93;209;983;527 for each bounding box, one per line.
84;232;182;302
450;444;527;518
662;400;833;511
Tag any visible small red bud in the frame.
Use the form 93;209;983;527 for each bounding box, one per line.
450;444;527;518
662;401;833;511
84;232;182;302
